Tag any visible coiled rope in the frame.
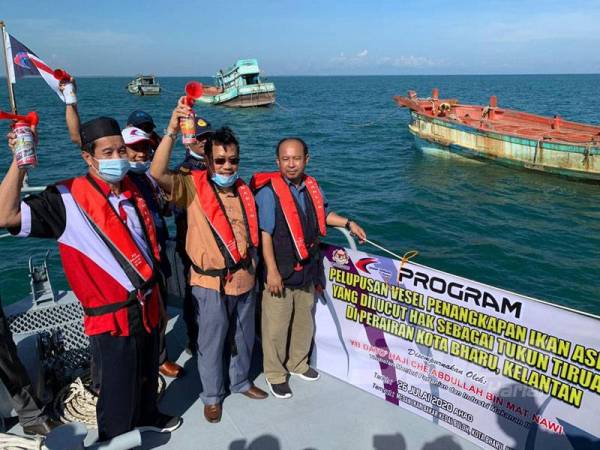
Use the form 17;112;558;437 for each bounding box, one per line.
51;374;167;427
53;377;97;427
0;433;45;450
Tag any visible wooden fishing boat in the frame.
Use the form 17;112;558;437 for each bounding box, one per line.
394;89;600;181
127;74;161;96
198;59;275;107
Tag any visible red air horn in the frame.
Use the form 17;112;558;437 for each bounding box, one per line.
184;81;204;106
53;68;71;81
180;81;204;144
0;110;39;126
52;69;77;104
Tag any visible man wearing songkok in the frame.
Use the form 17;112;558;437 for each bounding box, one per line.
0;116;183;441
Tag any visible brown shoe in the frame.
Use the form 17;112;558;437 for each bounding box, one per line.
159;361;184;378
241;385;268;400
204;403;222;423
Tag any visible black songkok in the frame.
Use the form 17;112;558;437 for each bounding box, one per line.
80;117;121;147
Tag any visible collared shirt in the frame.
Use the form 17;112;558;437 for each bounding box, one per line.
168;171;255;295
254;176;329;235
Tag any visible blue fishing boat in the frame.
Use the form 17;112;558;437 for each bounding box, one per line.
198;59;276;107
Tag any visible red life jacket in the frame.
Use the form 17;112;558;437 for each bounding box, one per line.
189;170;259;277
63;174;161;332
250;172;326;260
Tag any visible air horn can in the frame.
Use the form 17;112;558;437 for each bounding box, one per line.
14;121;37;169
1;111;40;169
181;81;204;144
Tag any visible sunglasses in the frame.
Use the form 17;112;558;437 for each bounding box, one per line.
213;157;240;165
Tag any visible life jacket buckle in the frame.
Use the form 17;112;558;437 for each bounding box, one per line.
136;289;152;334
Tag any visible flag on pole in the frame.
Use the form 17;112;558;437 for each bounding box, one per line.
3;30;69;103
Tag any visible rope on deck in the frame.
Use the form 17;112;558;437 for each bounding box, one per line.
53;377;98;427
52;374;167;427
0;433;45;450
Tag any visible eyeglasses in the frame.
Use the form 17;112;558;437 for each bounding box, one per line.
213;157;240;165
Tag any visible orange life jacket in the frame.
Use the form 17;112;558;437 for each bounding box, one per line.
190;170;259;277
250;172;326;260
66;174;161;331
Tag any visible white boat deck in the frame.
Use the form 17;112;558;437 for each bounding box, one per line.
7;308;481;450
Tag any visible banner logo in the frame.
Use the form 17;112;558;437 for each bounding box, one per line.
332;248;350;267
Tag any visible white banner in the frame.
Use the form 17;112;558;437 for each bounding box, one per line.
314;244;600;450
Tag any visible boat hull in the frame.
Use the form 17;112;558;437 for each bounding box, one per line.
408;111;600;182
198;84;275;107
127;85;160;96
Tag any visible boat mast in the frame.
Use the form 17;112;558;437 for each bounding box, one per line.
0;21;17;113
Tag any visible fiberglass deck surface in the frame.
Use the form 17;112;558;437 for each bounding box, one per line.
9;309;481;450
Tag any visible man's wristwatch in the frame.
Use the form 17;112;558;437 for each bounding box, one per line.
344;219;353;231
163;128;178;140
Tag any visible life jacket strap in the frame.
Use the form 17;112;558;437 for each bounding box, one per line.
82;276;156;317
191;257;252;280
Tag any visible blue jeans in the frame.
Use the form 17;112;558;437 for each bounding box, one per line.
192;286;255;405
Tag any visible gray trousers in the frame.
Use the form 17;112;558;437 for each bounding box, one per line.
0;305;46;426
192;286;255;405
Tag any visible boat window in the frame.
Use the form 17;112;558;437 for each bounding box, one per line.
242;74;259;85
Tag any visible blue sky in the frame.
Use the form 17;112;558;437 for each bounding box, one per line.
3;0;600;76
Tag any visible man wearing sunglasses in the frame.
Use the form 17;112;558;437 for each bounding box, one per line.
151;99;268;424
251;137;367;399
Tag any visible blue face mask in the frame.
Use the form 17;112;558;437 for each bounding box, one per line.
129;160;151;174
95;158;130;183
211;172;239;188
186;146;204;161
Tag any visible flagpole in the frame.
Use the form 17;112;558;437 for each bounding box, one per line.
0;21;17;113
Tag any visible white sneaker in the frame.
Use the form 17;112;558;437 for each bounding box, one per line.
290;368;320;381
266;379;293;399
136;413;182;433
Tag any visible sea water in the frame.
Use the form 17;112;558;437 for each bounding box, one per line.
0;75;598;314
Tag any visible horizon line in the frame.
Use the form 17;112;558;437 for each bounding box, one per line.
1;73;600;79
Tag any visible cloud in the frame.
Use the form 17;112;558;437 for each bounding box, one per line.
330;49;370;65
377;55;439;68
329;48;442;73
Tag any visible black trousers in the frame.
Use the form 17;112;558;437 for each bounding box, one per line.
175;221;199;349
0;305;45;426
90;327;159;441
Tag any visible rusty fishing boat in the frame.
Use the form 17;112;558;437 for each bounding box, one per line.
394;89;600;181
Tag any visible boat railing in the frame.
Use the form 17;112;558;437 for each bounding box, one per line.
334;226;358;251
